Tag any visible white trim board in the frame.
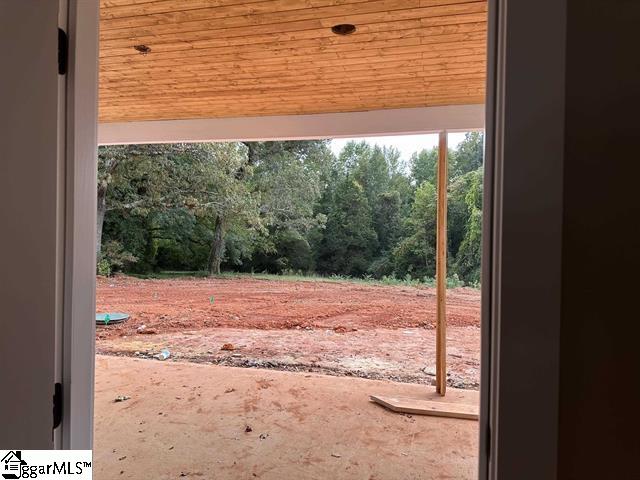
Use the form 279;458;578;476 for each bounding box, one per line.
98;104;484;145
62;0;99;449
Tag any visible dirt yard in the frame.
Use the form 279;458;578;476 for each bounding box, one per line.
96;275;481;388
95;355;479;480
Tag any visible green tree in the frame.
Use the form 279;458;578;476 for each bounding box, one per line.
337;141;372;176
354;145;390;206
393;181;437;279
98;144;178;272
447;169;482;265
375;191;403;253
450;132;484;177
173;143;261;275
453;170;483;284
410;147;438;186
98;135;484;284
317;178;378;276
241;140;333;273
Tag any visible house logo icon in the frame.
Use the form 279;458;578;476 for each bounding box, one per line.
1;451;26;479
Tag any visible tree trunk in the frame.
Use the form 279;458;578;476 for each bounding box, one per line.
208;216;226;275
96;184;107;257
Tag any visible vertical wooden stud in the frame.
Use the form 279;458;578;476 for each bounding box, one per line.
436;130;448;395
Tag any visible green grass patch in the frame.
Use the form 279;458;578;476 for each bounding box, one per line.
127;270;479;289
128;270;210;280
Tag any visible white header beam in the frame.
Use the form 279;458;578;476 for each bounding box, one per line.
98;104;484;145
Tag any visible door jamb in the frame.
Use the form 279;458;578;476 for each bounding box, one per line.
60;0;99;449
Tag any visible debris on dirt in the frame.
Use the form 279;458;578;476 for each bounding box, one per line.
245;425;253;433
114;395;130;403
259;433;269;440
155;349;171;360
333;326;357;334
209;296;215;304
137;324;157;335
224;388;235;393
331;453;342;458
221;343;235;351
231;353;242;358
118;456;127;461
168;446;174;450
422;367;436;377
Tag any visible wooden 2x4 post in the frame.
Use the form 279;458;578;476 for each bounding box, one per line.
366;129;479;416
436;130;448;396
370;135;479;416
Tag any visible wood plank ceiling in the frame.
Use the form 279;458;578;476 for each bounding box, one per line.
99;0;487;122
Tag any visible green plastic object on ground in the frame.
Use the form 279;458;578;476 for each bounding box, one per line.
96;312;129;325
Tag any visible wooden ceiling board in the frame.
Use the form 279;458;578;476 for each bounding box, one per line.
99;0;487;122
99;43;487;77
100;21;486;61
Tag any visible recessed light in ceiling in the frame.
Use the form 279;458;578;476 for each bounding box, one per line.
331;24;356;36
133;44;151;55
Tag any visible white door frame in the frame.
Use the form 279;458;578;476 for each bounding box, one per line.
60;0;99;449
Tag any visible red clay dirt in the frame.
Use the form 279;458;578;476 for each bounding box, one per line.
96;275;481;388
96;275;480;338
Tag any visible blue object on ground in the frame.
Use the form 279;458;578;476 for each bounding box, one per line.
156;349;171;360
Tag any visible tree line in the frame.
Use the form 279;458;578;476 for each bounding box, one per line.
97;133;483;286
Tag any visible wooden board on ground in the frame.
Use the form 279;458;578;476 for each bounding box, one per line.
370;394;478;420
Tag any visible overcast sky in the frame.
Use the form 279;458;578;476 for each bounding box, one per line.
330;132;468;162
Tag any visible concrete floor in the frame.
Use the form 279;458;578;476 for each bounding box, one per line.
94;355;479;480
